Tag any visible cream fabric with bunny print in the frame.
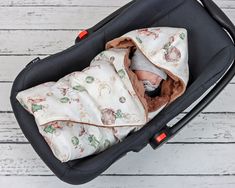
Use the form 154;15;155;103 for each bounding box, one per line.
16;27;189;162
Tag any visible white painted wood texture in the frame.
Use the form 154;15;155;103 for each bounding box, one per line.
2;176;235;188
0;0;235;187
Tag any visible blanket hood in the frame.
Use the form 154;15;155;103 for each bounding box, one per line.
106;27;189;113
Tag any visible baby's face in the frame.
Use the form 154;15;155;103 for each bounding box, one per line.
134;70;163;86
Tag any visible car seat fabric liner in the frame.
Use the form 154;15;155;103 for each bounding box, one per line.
16;27;189;162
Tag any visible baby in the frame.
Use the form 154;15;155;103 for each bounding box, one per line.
131;49;167;96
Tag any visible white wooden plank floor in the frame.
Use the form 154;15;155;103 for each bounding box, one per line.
0;0;235;187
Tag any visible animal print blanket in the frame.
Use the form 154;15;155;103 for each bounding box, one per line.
16;27;189;162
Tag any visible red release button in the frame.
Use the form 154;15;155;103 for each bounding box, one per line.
78;30;88;39
155;133;167;143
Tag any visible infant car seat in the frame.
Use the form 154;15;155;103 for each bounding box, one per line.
10;0;235;185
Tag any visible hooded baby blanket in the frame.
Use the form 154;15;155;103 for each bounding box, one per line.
16;27;189;162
